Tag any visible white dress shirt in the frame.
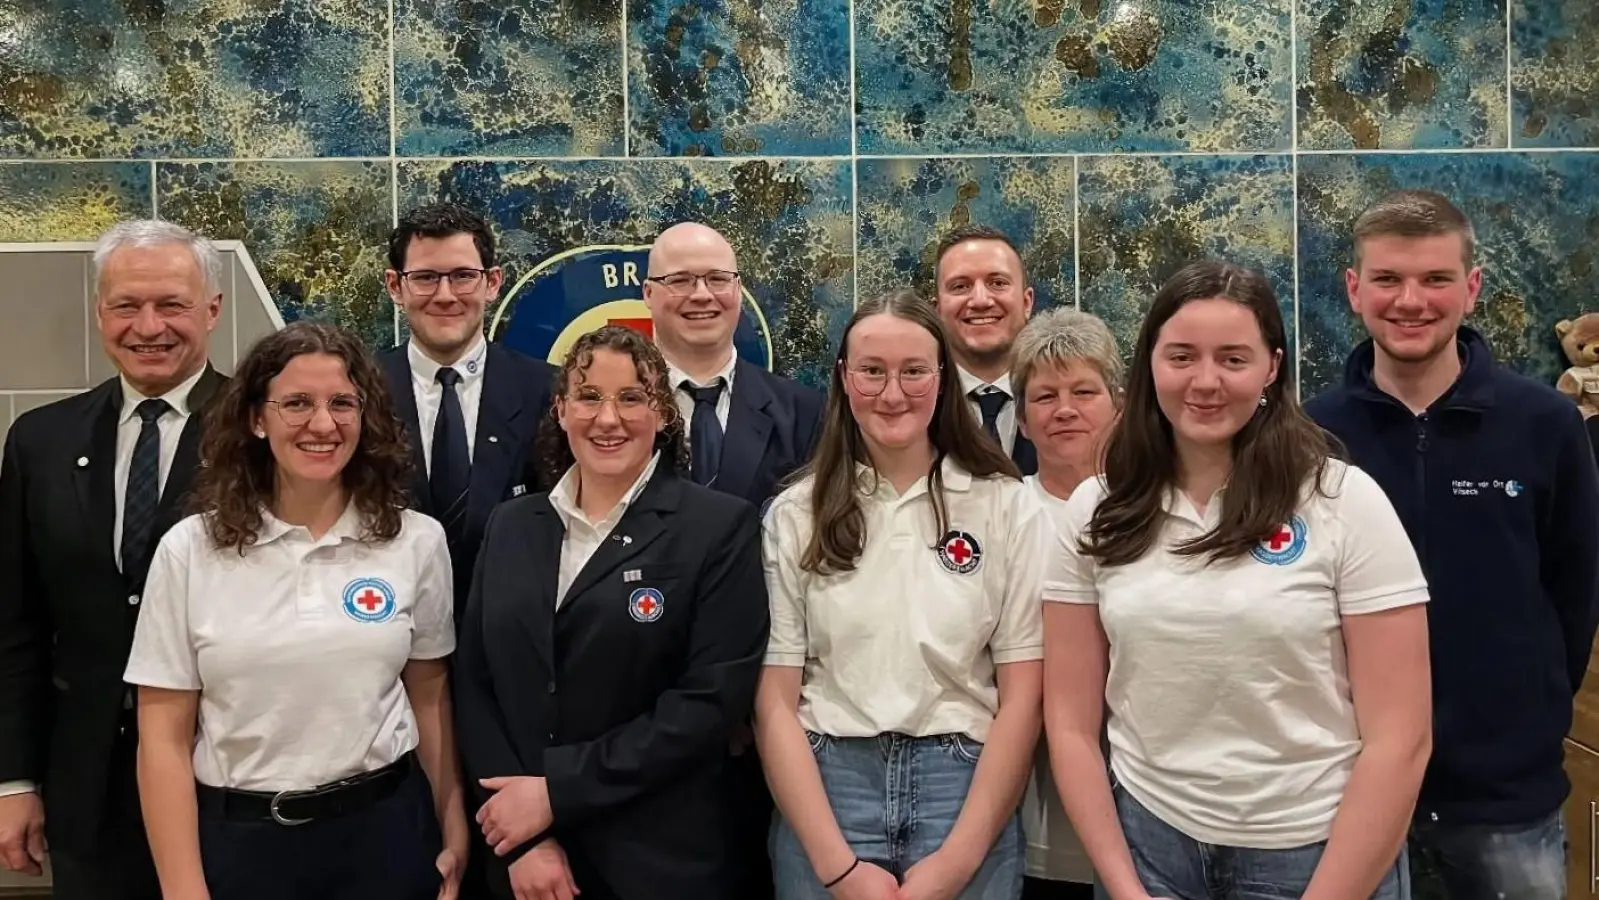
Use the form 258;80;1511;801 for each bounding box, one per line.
668;350;738;433
548;452;661;607
114;366;207;571
957;366;1017;455
409;334;488;474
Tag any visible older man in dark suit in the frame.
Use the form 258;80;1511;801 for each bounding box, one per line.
0;220;228;900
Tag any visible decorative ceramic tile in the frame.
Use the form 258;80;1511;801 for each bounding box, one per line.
0;162;150;240
854;0;1292;154
395;0;624;157
0;1;388;159
1077;154;1295;365
156;162;395;349
1298;0;1508;149
854;156;1075;310
629;0;851;156
397;158;852;387
1296;152;1599;397
1512;0;1599;146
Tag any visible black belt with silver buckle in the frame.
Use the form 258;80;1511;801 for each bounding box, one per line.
195;752;413;826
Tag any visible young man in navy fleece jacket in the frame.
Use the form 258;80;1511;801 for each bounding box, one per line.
1305;189;1599;899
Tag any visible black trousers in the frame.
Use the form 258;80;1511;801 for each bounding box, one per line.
1022;876;1097;899
198;761;443;900
49;729;161;900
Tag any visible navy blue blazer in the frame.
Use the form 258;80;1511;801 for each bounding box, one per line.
379;341;556;610
714;359;825;508
455;463;768;900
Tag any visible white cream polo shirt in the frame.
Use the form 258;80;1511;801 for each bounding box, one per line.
763;458;1045;743
125;504;455;792
1042;460;1428;848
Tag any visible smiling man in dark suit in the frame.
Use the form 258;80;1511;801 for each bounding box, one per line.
0;220;228;900
642;222;823;899
380;203;557;611
380;203;556;900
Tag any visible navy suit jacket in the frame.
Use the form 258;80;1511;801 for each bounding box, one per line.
380;341;556;610
714;360;825;508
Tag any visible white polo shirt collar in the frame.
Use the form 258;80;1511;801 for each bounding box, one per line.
253;500;367;548
853;455;973;505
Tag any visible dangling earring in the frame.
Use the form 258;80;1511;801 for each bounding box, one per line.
1258;394;1268;407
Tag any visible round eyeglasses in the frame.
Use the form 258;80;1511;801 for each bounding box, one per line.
264;394;363;427
842;363;941;397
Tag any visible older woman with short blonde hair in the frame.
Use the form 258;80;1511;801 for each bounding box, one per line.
1011;307;1122;899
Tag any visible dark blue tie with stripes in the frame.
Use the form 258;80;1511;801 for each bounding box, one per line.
121;398;169;572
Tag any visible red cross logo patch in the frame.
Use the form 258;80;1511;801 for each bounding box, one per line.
1250;515;1308;566
629;587;666;623
341;577;398;623
937;530;983;575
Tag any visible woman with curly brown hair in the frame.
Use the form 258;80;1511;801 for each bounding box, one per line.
124;321;469;900
454;324;768;900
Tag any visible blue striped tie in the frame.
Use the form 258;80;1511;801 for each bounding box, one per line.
121;398;169;571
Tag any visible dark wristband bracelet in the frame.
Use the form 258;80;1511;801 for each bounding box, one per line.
822;857;859;889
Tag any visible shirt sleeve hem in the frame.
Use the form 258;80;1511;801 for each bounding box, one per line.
992;645;1044;664
123;669;201;691
1340;584;1430;616
1042;588;1097;605
763;652;806;666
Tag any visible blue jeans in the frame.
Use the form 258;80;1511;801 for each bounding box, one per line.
1408;810;1565;900
1104;782;1409;900
771;731;1025;899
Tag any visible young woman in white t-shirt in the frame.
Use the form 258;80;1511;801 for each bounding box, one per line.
1043;261;1432;900
756;289;1047;900
1007;308;1123;899
125;322;466;900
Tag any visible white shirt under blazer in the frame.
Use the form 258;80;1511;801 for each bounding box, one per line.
763;458;1046;743
124;504;455;792
1042;459;1429;848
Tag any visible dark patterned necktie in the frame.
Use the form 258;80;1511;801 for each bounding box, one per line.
973;387;1009;445
430;366;471;542
684;379;726;486
121;398;170;571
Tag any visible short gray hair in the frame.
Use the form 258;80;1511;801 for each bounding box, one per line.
1011;307;1124;407
92;219;224;298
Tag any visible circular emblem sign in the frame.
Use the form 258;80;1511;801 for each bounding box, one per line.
488;244;774;369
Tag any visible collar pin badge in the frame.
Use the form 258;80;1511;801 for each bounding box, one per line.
465;359;479;375
77;456;89;468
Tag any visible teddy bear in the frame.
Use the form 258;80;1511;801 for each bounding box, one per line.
1555;313;1599;419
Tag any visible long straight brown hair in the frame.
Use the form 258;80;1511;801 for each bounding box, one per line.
799;289;1019;575
1081;260;1334;567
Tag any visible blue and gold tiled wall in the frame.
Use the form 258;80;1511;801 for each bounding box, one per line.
2;0;1595;395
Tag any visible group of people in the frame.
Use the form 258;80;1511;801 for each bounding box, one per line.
0;189;1593;900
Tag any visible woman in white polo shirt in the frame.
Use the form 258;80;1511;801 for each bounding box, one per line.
125;322;466;900
1043;260;1431;900
1008;308;1123;899
756;289;1046;900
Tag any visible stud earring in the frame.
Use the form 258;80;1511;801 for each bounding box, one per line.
1259;395;1268;407
254;429;266;438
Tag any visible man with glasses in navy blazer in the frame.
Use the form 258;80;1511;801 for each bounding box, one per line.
642;222;824;898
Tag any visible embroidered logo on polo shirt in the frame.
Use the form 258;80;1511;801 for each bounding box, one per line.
937;530;983;575
342;577;398;623
628;587;665;623
1251;516;1308;566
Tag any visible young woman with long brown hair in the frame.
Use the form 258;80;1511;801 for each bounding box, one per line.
756;289;1046;900
1042;261;1432;900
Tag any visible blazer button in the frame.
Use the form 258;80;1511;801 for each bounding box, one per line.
127;594;140;606
547;682;556;694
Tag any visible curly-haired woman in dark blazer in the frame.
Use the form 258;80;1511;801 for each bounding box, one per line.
454;324;769;900
125;321;469;900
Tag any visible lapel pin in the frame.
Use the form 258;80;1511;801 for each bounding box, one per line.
624;569;641;583
612;534;632;545
77;456;88;468
488;435;498;443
